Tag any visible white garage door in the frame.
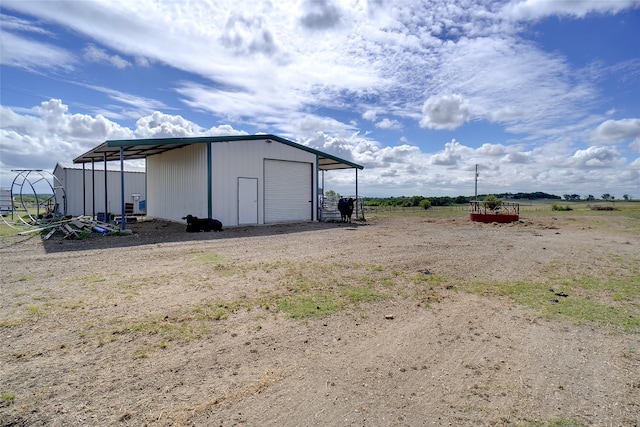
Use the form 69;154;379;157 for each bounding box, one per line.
264;160;312;223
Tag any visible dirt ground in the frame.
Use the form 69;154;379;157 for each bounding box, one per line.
1;215;639;426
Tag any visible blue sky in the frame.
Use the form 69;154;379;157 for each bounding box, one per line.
1;0;639;198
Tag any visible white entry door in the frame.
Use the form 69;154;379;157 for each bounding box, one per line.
238;177;258;224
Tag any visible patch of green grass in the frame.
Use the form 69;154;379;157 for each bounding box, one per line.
257;260;397;319
516;417;583;427
276;292;346;318
412;272;446;286
86;273;107;283
26;305;45;318
116;281;140;297
109;299;253;342
365;205;470;219
189;252;235;276
191;300;251;320
275;283;385;319
0;221;35;241
0;319;20;328
61;299;84;310
1;391;16;403
363;200;640;222
411;277;449;302
468;274;640;332
339;286;384;304
197;252;224;264
132;346;149;359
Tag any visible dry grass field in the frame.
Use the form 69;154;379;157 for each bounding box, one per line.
1;207;639;426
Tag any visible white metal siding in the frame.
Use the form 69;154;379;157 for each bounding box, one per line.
211;139;317;226
147;144;207;222
264;160;312;223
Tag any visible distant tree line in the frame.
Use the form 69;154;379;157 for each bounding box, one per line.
563;193;632;202
362;192;561;208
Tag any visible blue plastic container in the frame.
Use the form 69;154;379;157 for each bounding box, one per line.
92;226;109;234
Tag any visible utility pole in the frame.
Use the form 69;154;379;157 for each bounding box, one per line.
474;164;479;202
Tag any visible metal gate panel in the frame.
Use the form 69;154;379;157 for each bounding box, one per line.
264;160;312;223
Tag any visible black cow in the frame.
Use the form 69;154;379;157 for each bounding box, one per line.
337;197;354;223
182;215;223;232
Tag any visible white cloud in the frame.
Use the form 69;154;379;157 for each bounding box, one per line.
0;100;132;179
0;13;54;36
476;143;508;156
501;0;640;21
0;30;76;71
77;84;169;114
571;146;624;168
430;139;470;165
378;144;422;164
431;35;597;134
2;99;638;198
84;44;131;68
420;95;470;130
362;110;377;121
591;118;640;144
490;106;524;122
135;56;150;67
502;151;531;164
134;112;204;139
476;143;531;163
375;118;402;130
0;0;608;141
298;0;344;30
134;112;246;139
0;99;245;187
219;14;279;57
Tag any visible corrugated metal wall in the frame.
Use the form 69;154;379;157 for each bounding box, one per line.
147;144;207;222
210;139;317;226
53;165;146;217
144;139;319;226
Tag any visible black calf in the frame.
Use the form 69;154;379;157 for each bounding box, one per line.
182;214;223;232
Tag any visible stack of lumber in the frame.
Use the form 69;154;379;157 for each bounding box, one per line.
18;216;129;240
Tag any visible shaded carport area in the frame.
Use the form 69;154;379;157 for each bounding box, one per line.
73;135;363;230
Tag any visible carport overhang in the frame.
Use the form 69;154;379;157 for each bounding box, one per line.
73;134;363;229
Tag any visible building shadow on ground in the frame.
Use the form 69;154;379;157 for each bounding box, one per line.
36;218;365;254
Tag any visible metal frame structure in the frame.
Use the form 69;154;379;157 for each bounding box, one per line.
1;170;67;227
